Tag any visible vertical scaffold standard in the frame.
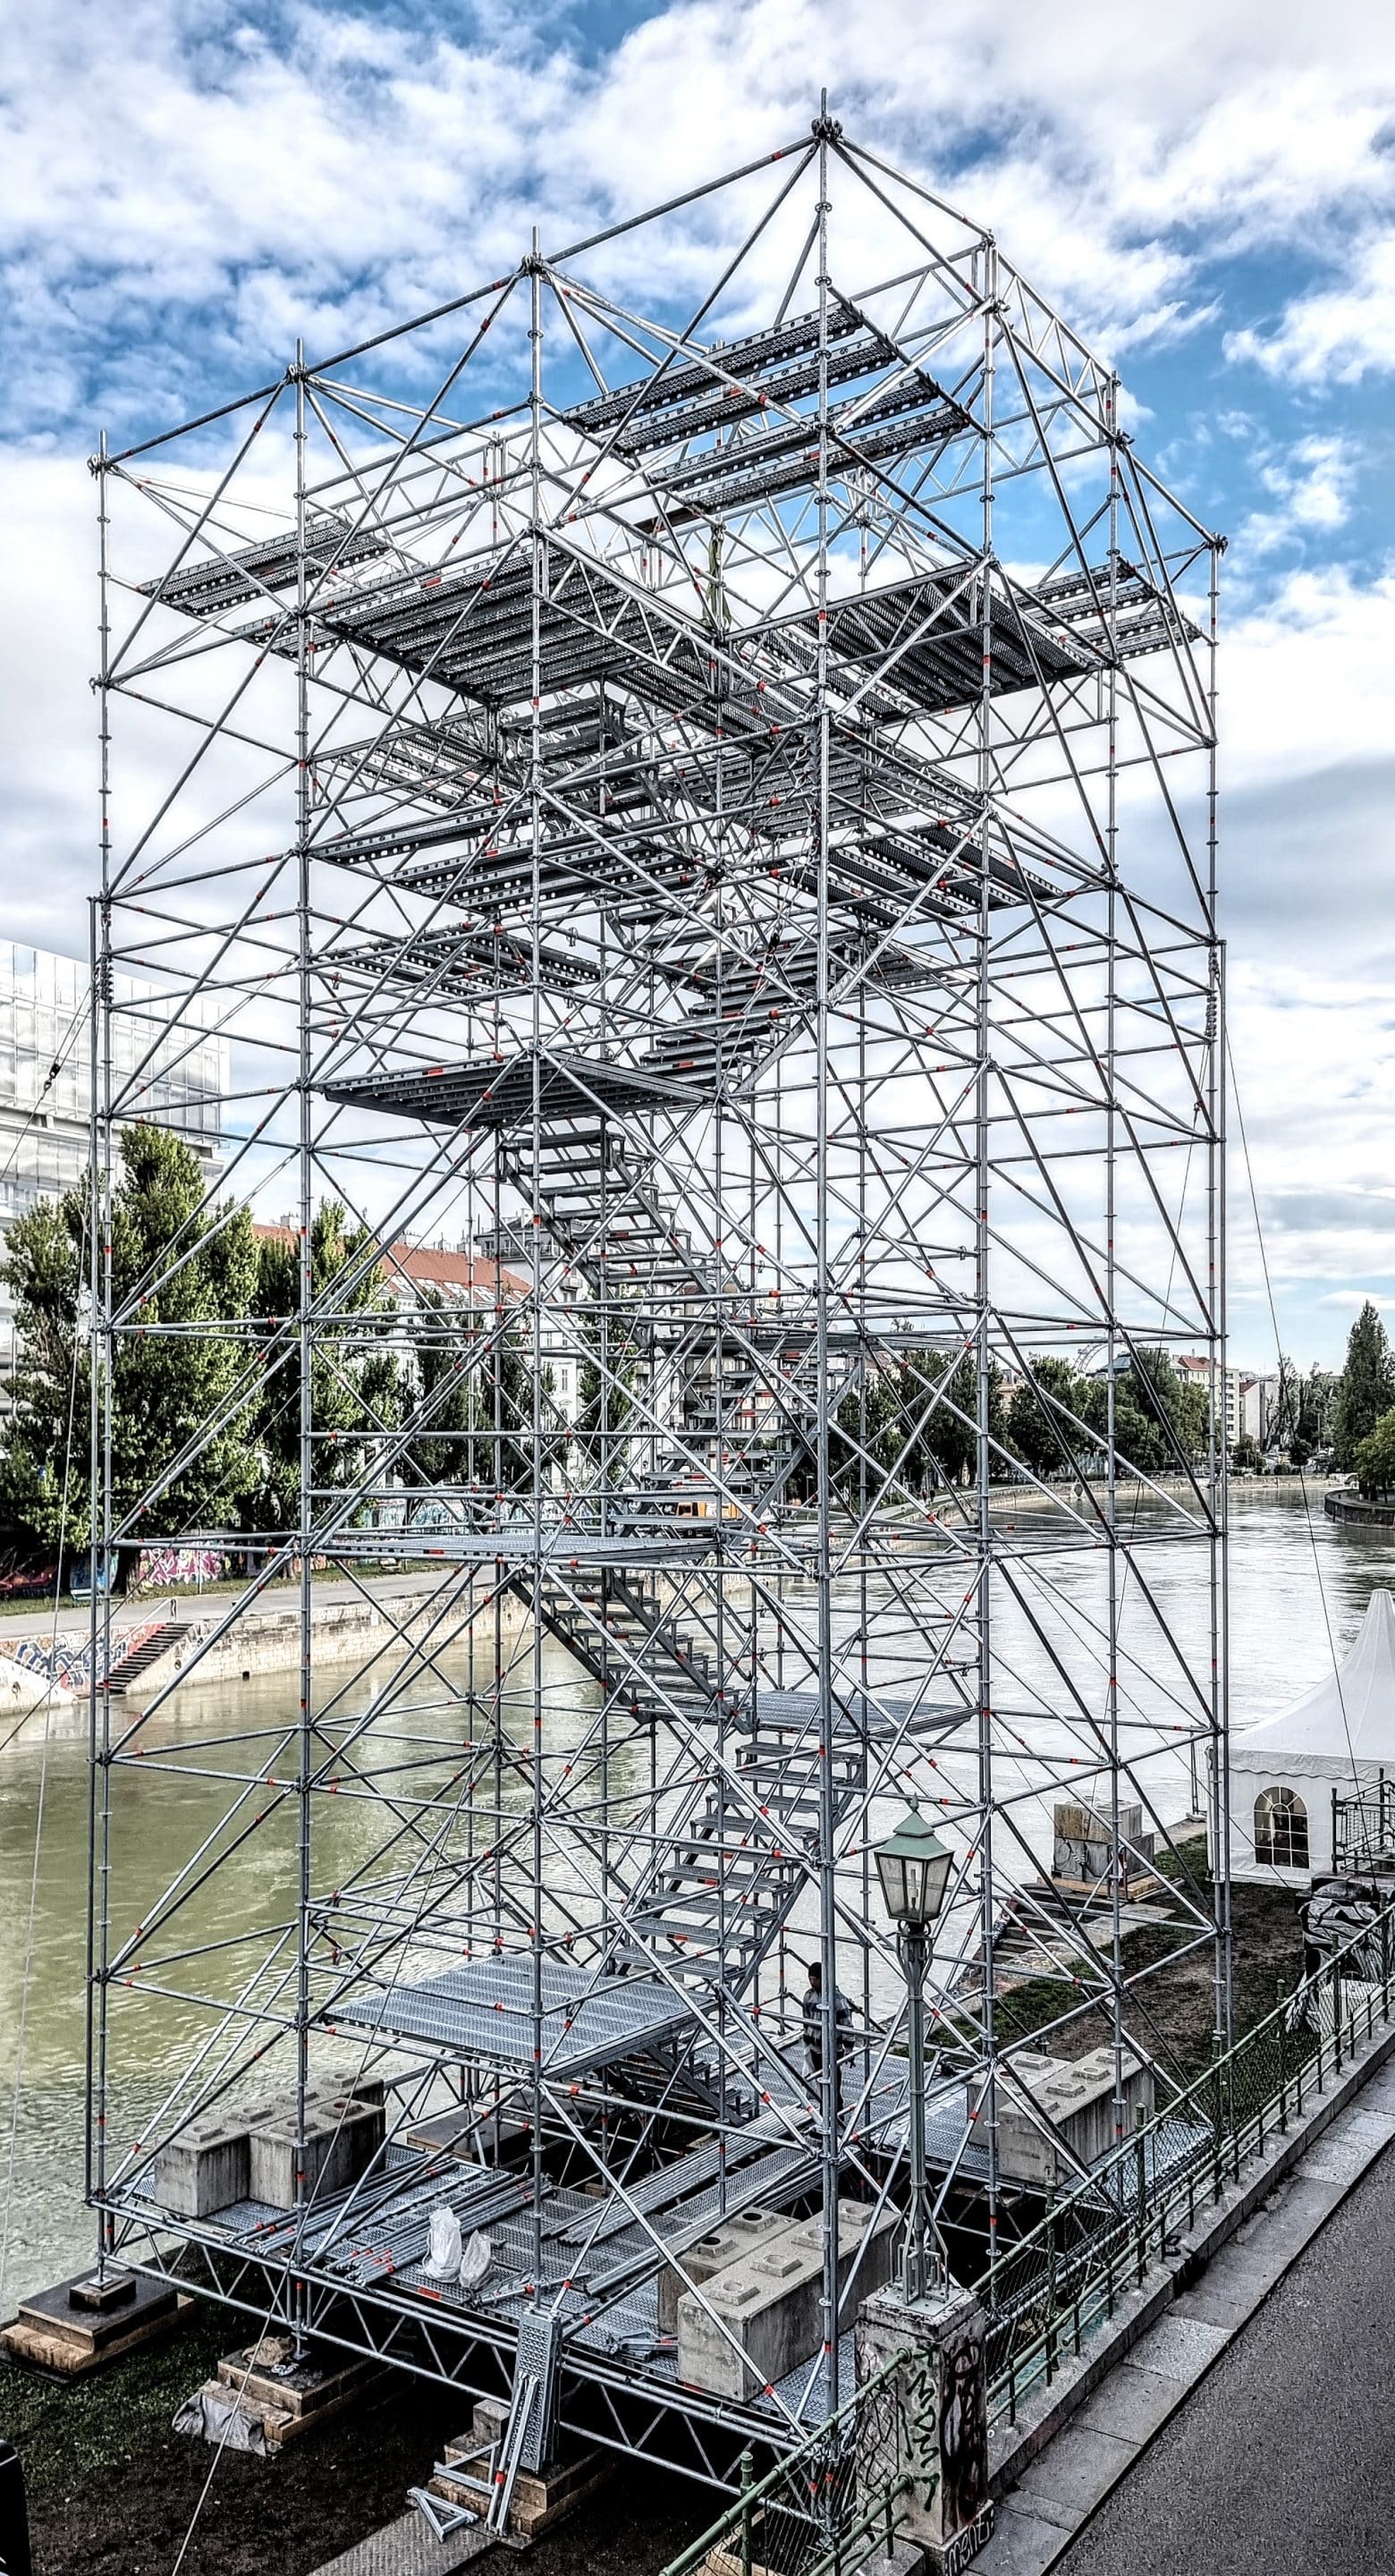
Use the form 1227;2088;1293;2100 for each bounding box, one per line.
87;116;1225;2488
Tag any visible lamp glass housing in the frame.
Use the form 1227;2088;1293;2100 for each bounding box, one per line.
874;1805;952;1929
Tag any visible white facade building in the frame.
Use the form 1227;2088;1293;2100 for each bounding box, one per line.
1175;1352;1241;1448
0;942;228;1379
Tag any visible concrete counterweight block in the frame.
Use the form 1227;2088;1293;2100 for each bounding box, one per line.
249;2093;386;2210
1052;1800;1154;1885
656;2206;794;2334
155;2115;251;2218
987;2044;1154;2187
153;2074;386;2218
677;2199;896;2399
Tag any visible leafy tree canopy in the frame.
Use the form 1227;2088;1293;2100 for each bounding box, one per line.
247;1203;402;1532
1334;1302;1395;1469
1354;1405;1395;1499
0;1125;258;1561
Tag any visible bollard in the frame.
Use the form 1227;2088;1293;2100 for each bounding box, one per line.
0;2437;32;2576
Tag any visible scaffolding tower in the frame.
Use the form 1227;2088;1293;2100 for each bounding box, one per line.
87;114;1225;2487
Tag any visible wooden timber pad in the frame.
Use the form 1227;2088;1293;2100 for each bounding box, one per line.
178;2333;380;2451
0;2271;186;2377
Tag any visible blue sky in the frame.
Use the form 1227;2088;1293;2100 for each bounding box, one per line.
2;0;1393;1366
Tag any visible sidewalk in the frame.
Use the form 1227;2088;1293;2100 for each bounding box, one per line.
0;1563;452;1645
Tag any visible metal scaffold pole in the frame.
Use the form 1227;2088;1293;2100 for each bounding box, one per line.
80;117;1224;2498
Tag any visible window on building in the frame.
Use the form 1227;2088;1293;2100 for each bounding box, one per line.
1254;1785;1308;1870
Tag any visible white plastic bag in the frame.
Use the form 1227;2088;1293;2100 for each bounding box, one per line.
459;2227;493;2289
424;2203;463;2278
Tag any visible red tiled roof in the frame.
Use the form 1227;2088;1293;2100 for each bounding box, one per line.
252;1224;528;1301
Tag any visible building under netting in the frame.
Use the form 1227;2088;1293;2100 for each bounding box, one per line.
82;110;1224;2502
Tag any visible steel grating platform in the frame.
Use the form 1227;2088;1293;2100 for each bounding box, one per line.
326;1953;699;2077
322;1046;710;1133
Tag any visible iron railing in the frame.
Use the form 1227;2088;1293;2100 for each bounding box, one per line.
663;2343;937;2576
661;1909;1395;2576
985;1910;1395;2425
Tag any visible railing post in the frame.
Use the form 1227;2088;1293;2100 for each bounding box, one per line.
1277;1977;1289;2133
1044;2185;1057;2385
739;2448;754;2576
1135;2108;1147;2285
1332;1952;1342;2077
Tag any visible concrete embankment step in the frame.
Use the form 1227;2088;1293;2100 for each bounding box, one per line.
103;1619;190;1695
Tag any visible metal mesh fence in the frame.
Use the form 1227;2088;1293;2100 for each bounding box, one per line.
986;1914;1395;2425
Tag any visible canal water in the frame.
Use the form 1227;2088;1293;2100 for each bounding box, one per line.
2;1485;1390;2304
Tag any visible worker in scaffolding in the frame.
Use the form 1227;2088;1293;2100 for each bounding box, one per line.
802;1959;853;2104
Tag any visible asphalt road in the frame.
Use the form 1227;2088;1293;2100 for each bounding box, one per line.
1056;2131;1395;2576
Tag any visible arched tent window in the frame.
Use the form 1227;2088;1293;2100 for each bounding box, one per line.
1255;1785;1308;1869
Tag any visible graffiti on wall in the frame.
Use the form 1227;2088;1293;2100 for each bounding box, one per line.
130;1546;226;1594
938;2315;988;2537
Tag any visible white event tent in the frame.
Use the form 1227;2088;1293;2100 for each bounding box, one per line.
1228;1588;1395;1886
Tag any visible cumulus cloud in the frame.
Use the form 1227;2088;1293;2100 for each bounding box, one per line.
2;0;1394;1366
1229;233;1395;386
3;0;1395;435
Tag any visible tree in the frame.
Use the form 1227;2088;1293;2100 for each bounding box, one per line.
576;1300;639;1483
825;1349;1005;1504
1298;1366;1340;1459
1268;1356;1302;1454
1355;1407;1395;1498
1008;1359;1087;1476
0;1125;258;1566
1334;1301;1395;1469
401;1288;478;1490
247;1203;402;1531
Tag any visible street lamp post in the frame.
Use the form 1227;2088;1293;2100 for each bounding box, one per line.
874;1803;952;2305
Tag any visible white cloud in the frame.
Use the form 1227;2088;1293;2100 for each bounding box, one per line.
1233;431;1359;557
3;0;1395;431
1228;231;1395;386
1222;562;1395;790
3;0;1395;1371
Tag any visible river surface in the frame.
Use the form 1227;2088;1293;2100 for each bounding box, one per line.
2;1485;1390;2303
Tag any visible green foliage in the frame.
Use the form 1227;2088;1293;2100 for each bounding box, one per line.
825;1348;1005;1501
1298;1364;1339;1457
576;1299;640;1479
1334;1301;1395;1468
399;1292;560;1498
1007;1357;1087;1475
401;1286;481;1488
246;1204;402;1531
0;1125;258;1561
1355;1406;1395;1497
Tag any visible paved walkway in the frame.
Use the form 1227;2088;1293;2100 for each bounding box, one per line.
981;2054;1395;2574
0;1564;453;1645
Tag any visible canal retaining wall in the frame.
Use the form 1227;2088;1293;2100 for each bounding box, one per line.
121;1582;535;1704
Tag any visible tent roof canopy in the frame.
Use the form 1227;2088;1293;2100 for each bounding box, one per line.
1232;1588;1395;1780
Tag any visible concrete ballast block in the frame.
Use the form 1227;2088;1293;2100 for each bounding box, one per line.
657;2207;795;2334
249;2097;385;2209
986;2045;1155;2186
677;2199;896;2398
155;2118;251;2217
